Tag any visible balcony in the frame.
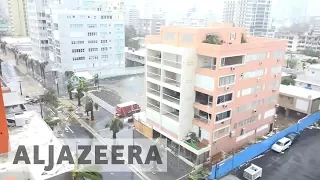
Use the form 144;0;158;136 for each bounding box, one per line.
163;52;182;69
162;104;179;122
162;87;180;108
147;82;160;100
163;70;181;89
198;55;216;70
194;108;211;124
195;91;212;107
147;49;161;65
147;56;161;64
221;55;244;67
147;65;161;82
147;97;160;112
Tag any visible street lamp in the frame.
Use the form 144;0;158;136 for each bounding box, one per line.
55;76;59;96
18;80;23;95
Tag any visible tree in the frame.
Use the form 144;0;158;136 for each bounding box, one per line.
202;34;222;45
85;97;94;121
44;118;60;130
125;25;137;46
311;59;318;64
241;33;247;43
75;79;87;106
67;80;74;100
94;74;99;88
41;88;59;107
1;41;7;55
286;59;297;69
105;116;123;139
65;71;74;79
40;61;49;81
281;77;295;85
72;165;102;180
127;39;140;50
301;48;320;57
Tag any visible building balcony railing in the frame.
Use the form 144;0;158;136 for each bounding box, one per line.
163;59;181;69
147;103;160;112
163;77;180;87
147;72;161;81
147;87;160;97
194;115;210;124
147;56;161;64
162;93;180;105
163;110;179;122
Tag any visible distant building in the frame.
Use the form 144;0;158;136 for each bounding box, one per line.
223;0;273;37
136;17;165;36
125;5;139;28
0;19;9;36
295;64;320;91
171;18;207;27
8;0;28;37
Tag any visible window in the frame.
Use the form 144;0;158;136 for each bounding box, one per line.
101;47;108;51
71;41;84;44
214;126;230;139
217;93;233;104
274;50;284;59
181;34;193;43
88;40;97;44
89;56;98;60
241;84;265;96
269;81;280;89
72;49;85;53
219;75;235;86
101;40;108;43
164;32;174;41
89;48;98;52
88;32;97;36
243;69;264;79
73;57;85;61
87;24;97;28
265;95;277;105
230;33;236;40
239;116;257;127
246;53;267;62
237;99;264;112
101;55;108;58
216;110;231;122
70;24;83;28
271;66;281;74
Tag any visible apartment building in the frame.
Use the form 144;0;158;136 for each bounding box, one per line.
223;0;273;37
46;9;125;72
137;17;165;36
8;0;28;37
125;5;139;28
170;18;208;27
275;32;320;52
144;23;286;165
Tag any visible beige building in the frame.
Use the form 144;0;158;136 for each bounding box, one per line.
8;0;28;37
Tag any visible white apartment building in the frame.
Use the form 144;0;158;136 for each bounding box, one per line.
223;0;273;37
125;5;139;28
170;18;208;27
46;9;125;72
8;0;28;37
275;32;320;53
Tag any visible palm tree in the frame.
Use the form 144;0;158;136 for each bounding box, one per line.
73;171;102;180
67;80;74;100
94;74;99;89
44;118;60;130
40;61;49;81
1;41;7;55
75;87;84;106
202;34;221;45
20;53;29;67
105;116;123;139
85;97;95;120
41;88;59;108
65;71;74;79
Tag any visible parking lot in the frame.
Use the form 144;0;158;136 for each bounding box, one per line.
232;128;320;180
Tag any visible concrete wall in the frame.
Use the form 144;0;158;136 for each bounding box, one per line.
311;99;320;113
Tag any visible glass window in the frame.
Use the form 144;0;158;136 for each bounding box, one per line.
219;75;235;86
216;110;231;122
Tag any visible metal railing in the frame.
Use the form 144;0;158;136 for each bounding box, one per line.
163;59;182;69
147;103;160;112
163;77;180;87
147;55;161;64
194;114;210;124
162;93;180;104
147;87;160;96
163;110;179;121
147;72;161;81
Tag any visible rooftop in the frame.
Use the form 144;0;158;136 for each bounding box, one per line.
279;85;320;100
3;92;26;107
0;112;74;180
125;47;146;57
295;74;320;86
308;64;320;70
1;37;31;45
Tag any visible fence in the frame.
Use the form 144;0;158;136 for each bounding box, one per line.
209;112;320;179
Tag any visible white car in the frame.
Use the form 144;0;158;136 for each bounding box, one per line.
271;137;292;153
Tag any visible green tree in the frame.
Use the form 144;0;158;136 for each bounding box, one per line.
94;74;99;88
85;97;95;120
312;59;318;64
44;118;60;130
75;79;87;106
286;59;297;69
281;77;295;85
72;165;102;180
65;71;74;79
202;34;222;45
105;116;123;139
128;39;140;50
241;33;247;43
67;80;74;100
125;25;137;46
42;88;59;107
39;61;48;81
301;48;320;57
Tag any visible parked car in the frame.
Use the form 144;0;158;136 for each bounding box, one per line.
271;137;292;153
115;101;141;117
286;132;300;144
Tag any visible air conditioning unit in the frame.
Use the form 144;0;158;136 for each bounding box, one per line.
272;89;277;92
231;67;235;71
252;109;257;113
257;78;261;82
274;74;279;78
230;131;236;137
273;114;278;119
259;62;262;65
223;104;228;108
224;86;230;91
275;104;279;108
240;73;244;77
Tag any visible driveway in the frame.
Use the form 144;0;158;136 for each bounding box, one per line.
232;128;320;180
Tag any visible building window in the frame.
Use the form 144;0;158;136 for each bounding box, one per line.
243;69;264;79
101;55;108;58
230;33;236;40
214;126;230;139
70;24;83;28
88;48;98;52
217;93;233;104
101;40;108;43
88;40;97;44
101;47;108;51
246;53;267;62
89;56;98;60
101;32;108;36
73;57;85;61
239;116;257;127
164;32;175;41
237;99;264;112
219;74;235;86
216;110;231;122
181;34;193;43
88;32;97;36
72;49;85;53
87;24;97;28
274;50;284;59
269;81;280;89
271;66;281;74
241;84;265;96
265;95;277;105
71;41;84;44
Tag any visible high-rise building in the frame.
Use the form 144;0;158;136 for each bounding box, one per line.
136;17;165;36
46;9;125;72
125;4;139;28
8;0;28;37
272;0;308;22
223;0;273;37
144;23;286;165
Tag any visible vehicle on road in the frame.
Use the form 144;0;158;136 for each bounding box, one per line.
271;137;292;153
286;132;300;144
115;101;141;117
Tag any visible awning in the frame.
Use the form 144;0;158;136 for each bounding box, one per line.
3;92;26;107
